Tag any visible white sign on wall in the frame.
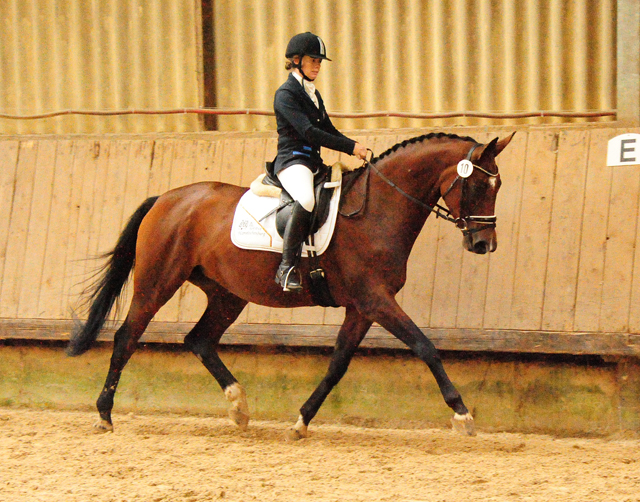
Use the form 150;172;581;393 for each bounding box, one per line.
607;133;640;167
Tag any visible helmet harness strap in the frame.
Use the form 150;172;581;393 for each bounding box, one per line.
292;56;313;82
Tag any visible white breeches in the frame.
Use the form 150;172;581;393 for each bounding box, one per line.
277;164;316;212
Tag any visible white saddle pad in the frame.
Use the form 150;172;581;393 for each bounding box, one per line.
230;181;342;257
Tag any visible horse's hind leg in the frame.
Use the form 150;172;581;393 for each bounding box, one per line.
95;264;190;432
183;285;249;429
95;304;156;432
289;306;372;440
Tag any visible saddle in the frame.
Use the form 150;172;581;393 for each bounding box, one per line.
257;162;339;238
246;161;350;308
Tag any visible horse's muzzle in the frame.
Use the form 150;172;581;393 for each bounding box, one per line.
463;227;497;254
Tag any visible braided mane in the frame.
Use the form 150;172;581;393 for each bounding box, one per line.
372;132;478;164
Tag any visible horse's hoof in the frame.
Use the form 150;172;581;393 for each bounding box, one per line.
285;415;308;441
93;419;114;433
285;428;308;441
224;383;249;430
451;412;476;436
229;408;250;431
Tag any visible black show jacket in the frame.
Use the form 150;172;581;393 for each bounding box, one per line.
273;73;356;175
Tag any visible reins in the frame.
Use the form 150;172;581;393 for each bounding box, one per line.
368;160;458;224
364;143;499;235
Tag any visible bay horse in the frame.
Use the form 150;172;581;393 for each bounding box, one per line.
67;131;514;439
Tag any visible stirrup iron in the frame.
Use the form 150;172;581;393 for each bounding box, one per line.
276;265;302;292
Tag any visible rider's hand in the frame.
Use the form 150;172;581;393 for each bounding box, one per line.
353;142;368;160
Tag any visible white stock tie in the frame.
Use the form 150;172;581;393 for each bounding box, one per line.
304;80;319;108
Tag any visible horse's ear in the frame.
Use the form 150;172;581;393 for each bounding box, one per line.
494;132;516;156
477;132;515;162
477;137;500;162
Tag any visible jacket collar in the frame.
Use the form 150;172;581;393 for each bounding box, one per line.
287;73;321;108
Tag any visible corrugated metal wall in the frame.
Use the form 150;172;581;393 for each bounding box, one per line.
0;0;616;134
0;0;202;134
214;0;616;131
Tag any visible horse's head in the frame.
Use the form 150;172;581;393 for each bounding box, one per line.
439;133;515;254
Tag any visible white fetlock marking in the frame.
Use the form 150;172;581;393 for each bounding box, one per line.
224;383;249;414
294;415;308;437
453;412;473;422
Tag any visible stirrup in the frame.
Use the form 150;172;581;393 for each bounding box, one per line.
276;265;302;292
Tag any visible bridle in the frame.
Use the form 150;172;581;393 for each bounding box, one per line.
367;143;499;236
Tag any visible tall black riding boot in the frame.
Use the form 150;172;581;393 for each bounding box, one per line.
275;201;313;292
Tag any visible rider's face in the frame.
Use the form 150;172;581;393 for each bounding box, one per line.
295;55;322;81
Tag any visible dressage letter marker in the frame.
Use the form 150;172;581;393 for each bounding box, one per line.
607;133;640;167
457;159;474;177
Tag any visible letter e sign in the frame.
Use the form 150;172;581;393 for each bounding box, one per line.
607;133;640;166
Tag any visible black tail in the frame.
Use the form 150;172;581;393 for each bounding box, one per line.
67;196;159;356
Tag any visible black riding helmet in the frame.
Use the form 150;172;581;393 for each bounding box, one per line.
285;32;331;80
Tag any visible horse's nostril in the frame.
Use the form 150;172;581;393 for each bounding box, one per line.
473;241;489;254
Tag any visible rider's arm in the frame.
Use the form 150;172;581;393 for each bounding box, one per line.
320;111;367;159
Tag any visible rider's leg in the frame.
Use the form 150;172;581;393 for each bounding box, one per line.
275;164;315;291
277;164;316;212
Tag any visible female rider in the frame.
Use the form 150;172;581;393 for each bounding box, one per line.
273;32;368;291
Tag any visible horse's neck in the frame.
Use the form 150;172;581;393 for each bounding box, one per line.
375;151;445;211
367;155;444;253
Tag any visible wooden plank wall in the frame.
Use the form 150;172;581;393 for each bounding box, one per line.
1;127;639;355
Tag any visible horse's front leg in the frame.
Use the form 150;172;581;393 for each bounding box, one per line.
288;305;372;440
360;295;475;436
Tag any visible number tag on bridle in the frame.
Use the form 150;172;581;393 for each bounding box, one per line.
457;160;474;178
